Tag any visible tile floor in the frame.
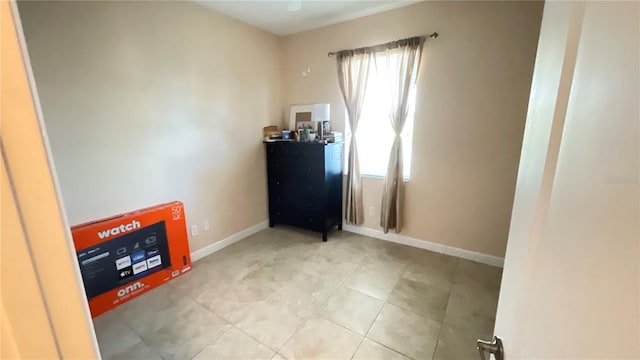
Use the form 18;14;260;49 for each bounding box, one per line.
94;227;502;360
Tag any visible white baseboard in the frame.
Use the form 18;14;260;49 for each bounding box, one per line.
189;220;504;268
190;220;269;262
343;224;504;268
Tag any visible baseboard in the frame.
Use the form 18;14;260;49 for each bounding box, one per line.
190;220;269;262
189;220;504;267
343;224;504;268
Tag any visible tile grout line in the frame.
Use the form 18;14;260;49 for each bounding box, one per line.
342;252;415;359
358;258;428;360
232;238;325;355
314;281;344;314
274;247;373;358
271;272;347;354
430;258;462;360
213;268;301;355
185;299;235;360
188;325;234;360
315;255;380;360
104;300;172;359
273;306;312;355
227;281;300;353
325;237;469;357
308;281;385;359
117;315;169;360
336;250;370;287
358;299;419;360
383;261;459;322
305;315;365;360
201;259;299;354
349;326;368;360
341;253;398;302
366;337;418;360
187;236;302;356
229;323;281;355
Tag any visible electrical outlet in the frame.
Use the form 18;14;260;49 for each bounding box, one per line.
368;206;375;216
203;220;210;231
191;225;198;236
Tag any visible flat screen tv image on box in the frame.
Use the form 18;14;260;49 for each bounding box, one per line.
77;221;171;300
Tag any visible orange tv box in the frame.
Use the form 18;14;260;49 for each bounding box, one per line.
71;201;192;318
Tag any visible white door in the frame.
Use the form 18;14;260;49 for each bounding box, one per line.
491;1;639;359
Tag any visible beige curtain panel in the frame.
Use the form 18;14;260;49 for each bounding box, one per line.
336;49;373;225
334;36;425;229
376;37;425;233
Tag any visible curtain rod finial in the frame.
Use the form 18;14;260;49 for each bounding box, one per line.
430;32;439;39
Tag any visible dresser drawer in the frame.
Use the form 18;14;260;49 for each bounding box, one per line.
298;163;323;178
298;145;324;161
266;143;294;165
287;179;324;200
270;206;323;231
268;177;323;194
268;159;323;179
267;159;297;178
266;143;324;161
270;189;323;211
294;213;324;231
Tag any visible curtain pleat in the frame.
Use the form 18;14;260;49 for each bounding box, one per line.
377;37;425;233
336;51;373;225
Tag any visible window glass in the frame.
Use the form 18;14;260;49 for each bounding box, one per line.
344;53;416;179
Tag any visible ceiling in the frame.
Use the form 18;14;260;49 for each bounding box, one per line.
194;1;422;36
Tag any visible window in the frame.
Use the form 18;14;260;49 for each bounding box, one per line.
345;52;417;179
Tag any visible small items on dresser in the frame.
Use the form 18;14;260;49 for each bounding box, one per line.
324;132;343;143
312;103;330;141
263;125;282;141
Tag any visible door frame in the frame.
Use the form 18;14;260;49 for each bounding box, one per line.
1;0;100;357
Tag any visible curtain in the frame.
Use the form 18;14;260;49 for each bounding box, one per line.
376;37;425;233
336;49;373;225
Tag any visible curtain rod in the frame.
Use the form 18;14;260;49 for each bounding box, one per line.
327;32;438;57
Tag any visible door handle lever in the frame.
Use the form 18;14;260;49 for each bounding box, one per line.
477;336;504;360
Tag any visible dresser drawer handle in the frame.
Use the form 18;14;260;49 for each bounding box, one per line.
307;186;312;190
277;196;281;201
308;219;313;223
308;167;312;171
276;181;280;185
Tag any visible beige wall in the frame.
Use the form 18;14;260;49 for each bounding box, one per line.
19;0;542;258
18;1;283;252
495;1;639;357
282;1;543;257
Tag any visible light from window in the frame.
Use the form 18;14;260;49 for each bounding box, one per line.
345;53;416;179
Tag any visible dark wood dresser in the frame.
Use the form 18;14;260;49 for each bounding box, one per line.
265;141;343;241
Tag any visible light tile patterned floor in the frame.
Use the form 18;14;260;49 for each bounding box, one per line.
93;227;502;360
